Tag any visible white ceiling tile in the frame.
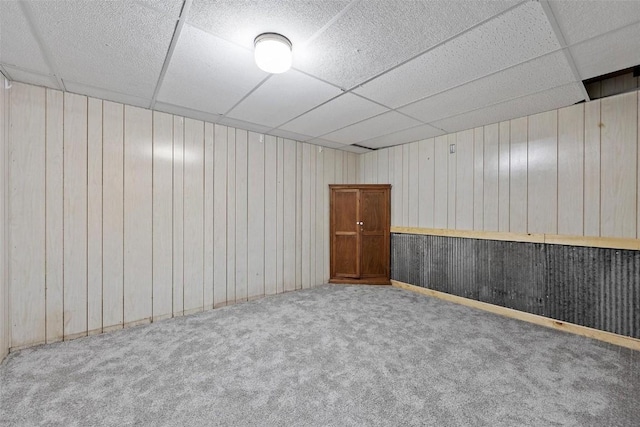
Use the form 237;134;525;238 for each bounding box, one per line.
187;0;350;49
26;1;176;99
322;111;422;145
158;24;268;115
570;23;640;80
217;116;272;134
136;0;184;18
399;51;578;123
2;66;60;90
354;1;560;108
0;1;52;75
227;70;341;128
267;128;313;142
358;124;445;149
65;81;151;109
279;93;387;137
549;0;640;45
295;0;517;89
154;101;223;124
431;83;584;133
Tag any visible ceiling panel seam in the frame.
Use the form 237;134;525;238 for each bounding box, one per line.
150;0;193;109
425;81;579;126
299;0;359;49
540;0;589;101
359;122;444;147
18;1;65;91
0;65;13;81
395;48;576;116
222;75;273;117
271;89;388;130
340;0;529;93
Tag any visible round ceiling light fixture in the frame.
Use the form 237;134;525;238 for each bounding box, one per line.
254;33;292;74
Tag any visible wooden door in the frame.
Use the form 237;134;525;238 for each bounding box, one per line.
330;185;390;284
331;188;360;278
360;189;389;279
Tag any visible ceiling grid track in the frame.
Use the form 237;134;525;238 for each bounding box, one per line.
221;75;272;118
539;0;590;102
0;65;12;82
341;0;530;94
269;0;530;136
150;0;193;110
18;1;66;91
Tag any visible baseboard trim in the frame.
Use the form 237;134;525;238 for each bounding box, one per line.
391;280;640;352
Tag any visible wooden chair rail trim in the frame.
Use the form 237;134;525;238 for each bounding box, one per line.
391;280;640;352
390;227;640;251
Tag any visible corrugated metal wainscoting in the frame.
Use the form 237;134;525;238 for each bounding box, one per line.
391;233;640;339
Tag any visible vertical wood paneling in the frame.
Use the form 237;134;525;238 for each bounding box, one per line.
203;123;214;310
152;111;173;320
558;104;585;236
528;110;558;234
360;152;367;183
483;124;499;231
87;98;103;334
10;83;46;347
235;130;248;301
447;134;457;229
473;127;484;231
309;145;317;287
418;139;435;228
343;151;350;183
102;101;124;329
0;78;6;357
402;144;410;226
265;135;278;295
45;89;63;343
315;147;324;285
63;92;88;339
213;125;227;307
434;135;448;228
584;100;601;236
295;141;303;290
408;142;419;227
183;118;204;314
498;121;510;232
172;116;184;316
335;149;344;184
301;143;311;288
8;81;640;352
283;140;297;292
247;132;265;299
377;149;389;184
455;130;474;230
226;128;236;303
123;106;152;325
370;151;378;184
324;148;335;283
392;145;403;226
346;152;356;183
600;92;637;238
509;117;527;233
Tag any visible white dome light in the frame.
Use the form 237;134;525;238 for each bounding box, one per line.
254;33;292;74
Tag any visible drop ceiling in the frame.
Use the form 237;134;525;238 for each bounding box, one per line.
1;0;639;151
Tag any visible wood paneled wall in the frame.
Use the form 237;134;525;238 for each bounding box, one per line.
360;90;640;239
7;82;359;350
1;76;8;361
